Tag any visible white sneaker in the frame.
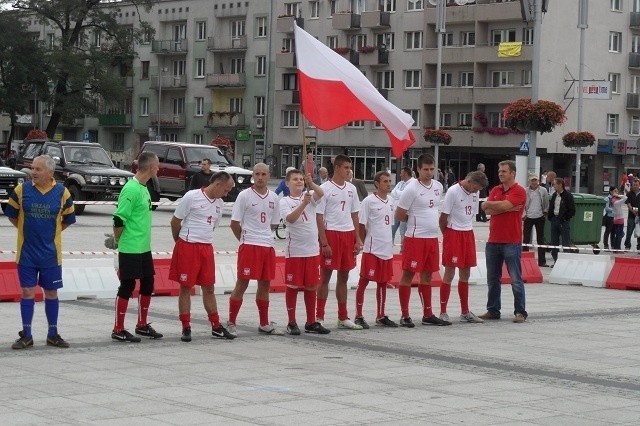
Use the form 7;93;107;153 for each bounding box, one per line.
337;318;364;330
258;322;285;335
460;312;484;323
439;313;450;322
226;321;237;337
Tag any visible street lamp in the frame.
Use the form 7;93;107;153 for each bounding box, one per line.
157;66;168;141
575;0;588;193
429;0;468;170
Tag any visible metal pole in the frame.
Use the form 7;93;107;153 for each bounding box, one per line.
576;0;588;193
157;69;162;141
434;0;445;170
528;0;543;176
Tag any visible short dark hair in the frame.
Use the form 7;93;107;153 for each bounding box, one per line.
285;168;303;181
138;152;158;171
498;160;516;173
201;158;211;165
374;170;390;184
401;166;412;176
209;171;231;184
417;153;435;168
334;154;351;167
554;177;565;189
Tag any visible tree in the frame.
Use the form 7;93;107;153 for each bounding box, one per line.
0;11;49;152
4;0;154;138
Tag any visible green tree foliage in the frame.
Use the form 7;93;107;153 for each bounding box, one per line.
4;0;154;138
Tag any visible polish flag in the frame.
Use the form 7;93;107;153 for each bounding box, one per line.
294;24;416;158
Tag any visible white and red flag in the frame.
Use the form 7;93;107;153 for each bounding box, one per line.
294;24;416;157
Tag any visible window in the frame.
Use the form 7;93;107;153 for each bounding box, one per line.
229;98;243;113
140;97;149;116
283;73;298;90
173;97;185;115
491;29;516;45
347;121;365;128
609;73;620;94
404;70;421;89
380;0;396;12
283;110;299;127
285;2;300;16
167;133;178;142
255;96;265;116
351;34;367;50
442;33;453;47
607;113;619;134
256;56;266;76
195;59;205;78
634;0;640;13
231;58;245;74
633;35;640;53
92;30;101;47
460;71;474;87
441;73;452;87
407;0;423;11
459;112;473;127
440;113;452;127
112;133;124;152
609;32;622;53
173;60;186;76
611;0;622;11
522;69;532;86
376;71;394;89
330;0;337;15
326;36;338;49
142;28;152;44
196;21;206;41
631;116;640;135
195;97;204;116
522;28;534;45
489;112;505;128
47;33;55;48
194;134;204;145
403;109;420;127
405;31;423;49
310;1;319;18
141;61;149;80
173;24;186;41
632;75;640;94
461;31;475;46
256;17;267;37
376;32;395;50
491;71;514;87
282;37;295;51
231;20;246;38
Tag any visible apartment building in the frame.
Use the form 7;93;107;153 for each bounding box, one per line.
5;0;639;191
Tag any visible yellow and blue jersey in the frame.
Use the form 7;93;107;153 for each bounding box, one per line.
4;180;76;267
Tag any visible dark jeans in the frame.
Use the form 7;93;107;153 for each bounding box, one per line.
602;215;614;248
550;216;571;262
613;223;625;250
624;217;639;250
476;201;487;222
523;216;547;265
485;243;527;317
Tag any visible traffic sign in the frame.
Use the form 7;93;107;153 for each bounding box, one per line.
519;140;529;152
83;131;90;142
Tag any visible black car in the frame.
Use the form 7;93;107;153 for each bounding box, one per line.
0;163;27;212
16;140;134;215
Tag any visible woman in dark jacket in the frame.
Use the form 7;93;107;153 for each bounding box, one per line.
547;178;576;263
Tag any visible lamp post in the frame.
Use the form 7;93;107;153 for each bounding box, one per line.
431;0;467;170
157;66;167;141
575;0;588;193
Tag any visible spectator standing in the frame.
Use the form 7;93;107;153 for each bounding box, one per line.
5;155;76;349
446;166;456;192
318;167;329;184
170;172;236;342
545;170;557;195
7;149;17;169
609;188;627;250
547;178;576;264
523;174;550;267
438;171;488;324
390;166;414;247
111;152;163;342
274;166;295;197
354;171;398;328
189;158;214;190
349;170;368;201
479;160;527;323
624;179;640;251
476;163;489;222
602;188;615;250
304;152;317;178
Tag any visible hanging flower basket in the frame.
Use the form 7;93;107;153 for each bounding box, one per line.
503;98;566;134
25;129;48;140
423;128;452;145
357;45;377;54
562;131;595;148
332;47;351;55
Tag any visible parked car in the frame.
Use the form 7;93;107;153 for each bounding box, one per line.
0;164;27;212
16;140;134;215
132;141;253;203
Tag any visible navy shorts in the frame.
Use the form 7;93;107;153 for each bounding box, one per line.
17;264;63;290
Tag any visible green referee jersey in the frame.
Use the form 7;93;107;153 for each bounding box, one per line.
114;178;152;254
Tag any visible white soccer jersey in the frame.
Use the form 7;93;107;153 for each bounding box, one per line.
397;179;443;238
280;193;319;258
173;188;224;243
316;180;360;231
359;193;395;260
231;187;280;247
441;182;479;231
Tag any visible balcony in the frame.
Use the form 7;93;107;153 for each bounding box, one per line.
206;112;245;128
473;86;532;104
151;39;188;54
98;114;132;127
15;114;38;127
627;93;640;109
214;1;248;18
424;46;475;63
150;74;188;90
632;12;640;29
359;49;389;67
475;0;522;21
276;16;304;33
157;7;189;22
60;118;84;128
205;73;246;88
425;3;476;24
475;44;532;62
630;52;640;68
150;113;185;128
276;52;296;68
275;90;300;105
361;11;390;28
207;35;247;52
332;13;361;31
421;87;474;105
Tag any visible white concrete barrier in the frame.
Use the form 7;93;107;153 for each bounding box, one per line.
467;253;487;286
59;258;120;300
548;253;612;288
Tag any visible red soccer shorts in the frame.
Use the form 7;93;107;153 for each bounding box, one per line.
442;228;477;268
285;256;321;289
322;230;356;271
401;236;439;273
169;239;215;287
359;252;393;283
237;244;276;281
